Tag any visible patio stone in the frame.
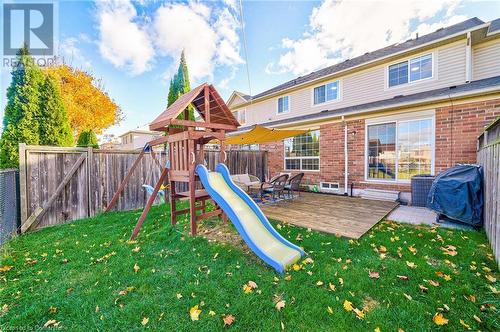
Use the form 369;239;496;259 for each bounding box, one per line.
387;206;474;230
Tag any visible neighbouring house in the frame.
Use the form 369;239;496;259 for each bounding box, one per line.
227;17;500;203
118;129;163;150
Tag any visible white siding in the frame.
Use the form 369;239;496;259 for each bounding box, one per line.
473;40;500;80
239;41;471;126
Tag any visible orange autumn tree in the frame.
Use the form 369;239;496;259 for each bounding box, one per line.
46;65;122;136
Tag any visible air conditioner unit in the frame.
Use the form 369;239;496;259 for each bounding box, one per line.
320;182;339;192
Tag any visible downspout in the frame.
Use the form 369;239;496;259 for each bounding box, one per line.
465;31;472;83
342;116;348;195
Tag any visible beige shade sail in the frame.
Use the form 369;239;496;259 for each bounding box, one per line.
224;125;308;145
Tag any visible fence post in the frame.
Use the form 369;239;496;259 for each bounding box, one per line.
87;147;93;217
18;143;28;225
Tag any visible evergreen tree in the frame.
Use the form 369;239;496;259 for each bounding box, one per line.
39;75;73;146
0;45;44;168
166;50;195;124
76;130;99;148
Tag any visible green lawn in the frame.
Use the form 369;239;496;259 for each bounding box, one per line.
0;203;498;331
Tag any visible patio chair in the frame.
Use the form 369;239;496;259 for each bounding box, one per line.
230;173;262;192
285;173;304;198
261;174;289;200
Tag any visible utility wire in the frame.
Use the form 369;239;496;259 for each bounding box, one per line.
238;0;253;104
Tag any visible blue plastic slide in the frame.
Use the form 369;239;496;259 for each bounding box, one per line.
196;163;305;274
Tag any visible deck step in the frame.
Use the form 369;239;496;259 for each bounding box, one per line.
360;189;400;202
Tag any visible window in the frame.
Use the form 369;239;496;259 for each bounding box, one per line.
277;96;289;114
240;144;259;151
388;62;408;87
284;130;320;171
234;109;246;125
314;81;339;105
388;53;433;87
409;54;432;82
367;118;433;181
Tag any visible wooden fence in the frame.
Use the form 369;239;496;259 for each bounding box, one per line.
477;117;500;265
18;144;267;231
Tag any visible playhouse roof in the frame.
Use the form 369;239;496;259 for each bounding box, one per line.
150;83;239;131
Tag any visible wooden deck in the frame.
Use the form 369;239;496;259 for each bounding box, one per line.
260;192;398;239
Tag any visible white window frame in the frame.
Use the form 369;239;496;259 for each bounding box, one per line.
386;52;435;89
364;110;435;183
277;96;290;115
233;108;247;125
312;80;341;106
283;130;320;172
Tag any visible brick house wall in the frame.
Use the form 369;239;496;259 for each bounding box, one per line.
260;97;500;195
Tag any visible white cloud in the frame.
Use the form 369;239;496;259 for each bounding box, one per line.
95;0;243;84
95;0;154;75
268;0;465;76
153;2;243;82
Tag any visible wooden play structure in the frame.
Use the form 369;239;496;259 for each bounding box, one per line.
105;83;239;239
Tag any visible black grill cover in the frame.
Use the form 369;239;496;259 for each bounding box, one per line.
427;165;483;226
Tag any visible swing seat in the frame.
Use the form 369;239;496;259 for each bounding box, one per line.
142;184;166;199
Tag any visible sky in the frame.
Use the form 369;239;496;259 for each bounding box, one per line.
1;0;499;140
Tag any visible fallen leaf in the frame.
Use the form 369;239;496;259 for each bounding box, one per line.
440;246;457;256
432;313;448;325
208;310;216;316
44;320;60;328
403;293;412;301
485;274;496;283
133;263;140;273
275;300;286;311
242;284;253;294
488;285;499;294
419;285;428;293
473;315;481;323
329;283;336;291
132;246;141;253
48;306;57;314
0;265;13;272
428;280;440;287
397;275;409;281
459;319;471;330
303;257;314;264
378;246;387;253
374;328;381;332
408;246;417;255
292;264;302;271
443;274;452;281
369;271;380;279
482;266;492;273
223;314;235;326
327;306;334;314
141;317;149;326
406;261;417;269
247;281;258;289
316;281;324;286
176;293;183;299
353;307;365;319
189;305;202;321
343;300;354;312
